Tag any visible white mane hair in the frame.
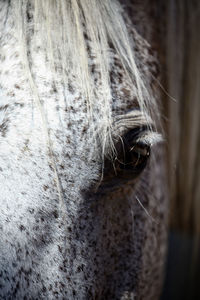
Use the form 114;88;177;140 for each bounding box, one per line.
14;0;158;157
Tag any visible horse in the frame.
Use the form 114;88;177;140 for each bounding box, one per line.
0;1;168;299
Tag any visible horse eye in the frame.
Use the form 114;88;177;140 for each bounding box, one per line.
99;129;152;193
114;141;150;174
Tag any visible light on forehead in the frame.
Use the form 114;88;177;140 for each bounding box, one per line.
16;0;158;153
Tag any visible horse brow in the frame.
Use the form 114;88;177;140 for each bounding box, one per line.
112;110;162;146
113;110;153;132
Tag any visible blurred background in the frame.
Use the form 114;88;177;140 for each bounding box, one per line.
155;0;200;299
126;0;200;298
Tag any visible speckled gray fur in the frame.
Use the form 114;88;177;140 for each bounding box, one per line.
0;1;168;299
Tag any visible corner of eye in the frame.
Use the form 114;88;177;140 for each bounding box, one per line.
136;132;164;146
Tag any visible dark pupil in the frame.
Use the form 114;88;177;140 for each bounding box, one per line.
115;128;150;173
116;143;150;171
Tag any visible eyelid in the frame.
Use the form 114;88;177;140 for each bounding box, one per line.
112;110;163;147
113;110;154;137
135;131;163;147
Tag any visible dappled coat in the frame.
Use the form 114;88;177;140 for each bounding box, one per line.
0;1;168;299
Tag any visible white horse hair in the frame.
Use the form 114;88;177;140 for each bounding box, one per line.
0;1;167;299
15;0;160;155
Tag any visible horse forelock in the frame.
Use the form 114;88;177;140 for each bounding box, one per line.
13;0;160;157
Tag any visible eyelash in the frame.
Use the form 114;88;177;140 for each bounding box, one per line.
112;127;151;176
97;127;152;194
114;141;150;173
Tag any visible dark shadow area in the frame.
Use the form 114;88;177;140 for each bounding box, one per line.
161;231;200;300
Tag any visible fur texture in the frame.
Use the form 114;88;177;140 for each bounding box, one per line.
0;1;168;299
